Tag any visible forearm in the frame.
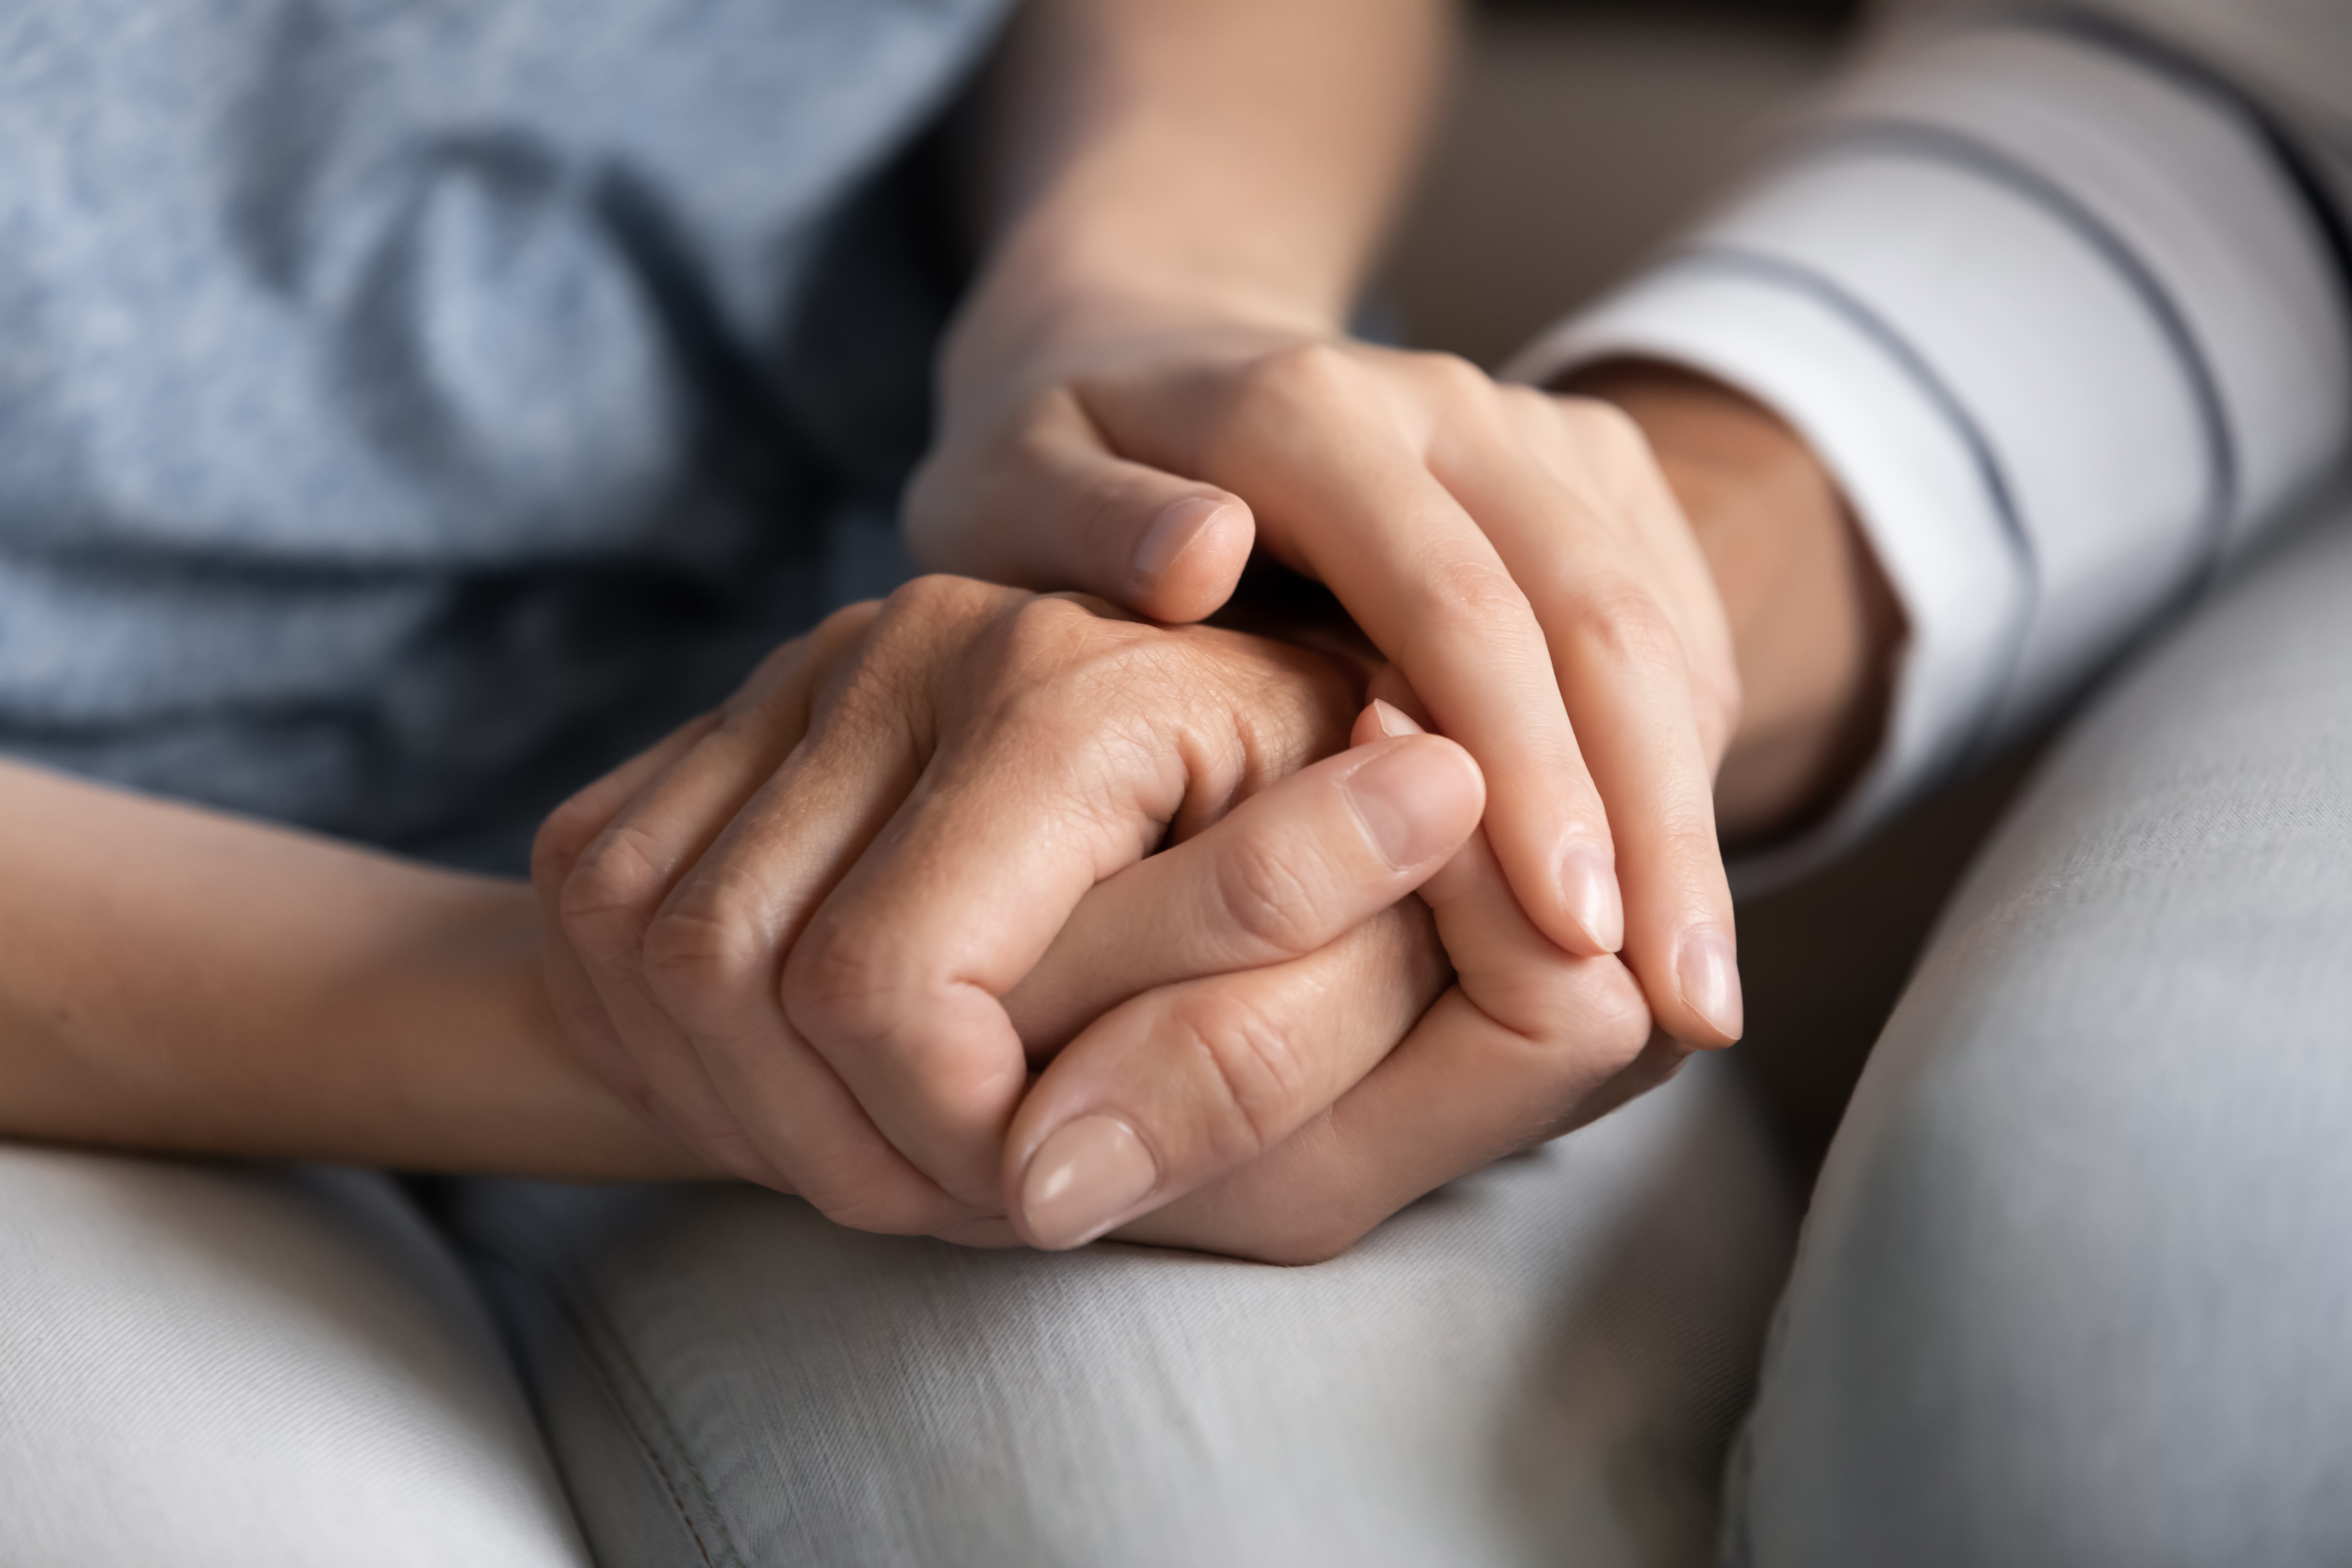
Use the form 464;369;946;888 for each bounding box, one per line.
949;0;1453;379
0;758;709;1179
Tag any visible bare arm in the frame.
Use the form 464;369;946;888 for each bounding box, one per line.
915;0;1754;1050
0;757;706;1178
949;0;1452;370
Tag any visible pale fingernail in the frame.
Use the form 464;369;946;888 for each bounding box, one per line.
1132;496;1227;588
1342;742;1472;870
1021;1115;1158;1250
1560;843;1624;953
1677;928;1744;1042
1367;698;1424;739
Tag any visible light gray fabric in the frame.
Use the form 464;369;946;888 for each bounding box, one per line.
0;1146;589;1568
450;1050;1796;1568
1728;489;2352;1567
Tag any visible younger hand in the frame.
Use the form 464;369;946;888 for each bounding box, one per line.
909;326;1745;1049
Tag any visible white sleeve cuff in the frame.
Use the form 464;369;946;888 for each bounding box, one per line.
1505;257;2026;890
1505;21;2348;887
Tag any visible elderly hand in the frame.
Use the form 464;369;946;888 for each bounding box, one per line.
908;316;1745;1051
534;577;1675;1262
532;576;1495;1245
1011;692;1672;1264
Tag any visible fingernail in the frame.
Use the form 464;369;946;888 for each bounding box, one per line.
1677;928;1744;1042
1560;843;1624;953
1021;1115;1158;1249
1367;698;1423;738
1132;496;1227;588
1342;742;1472;870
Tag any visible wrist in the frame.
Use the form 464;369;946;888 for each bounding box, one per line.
952;0;1440;401
941;228;1343;418
341;881;719;1181
0;759;710;1179
1561;360;1903;843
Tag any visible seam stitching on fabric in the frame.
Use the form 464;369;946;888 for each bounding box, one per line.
1808;118;2239;581
468;1234;751;1568
2016;6;2352;363
547;1274;754;1568
548;1289;735;1568
1669;243;2039;772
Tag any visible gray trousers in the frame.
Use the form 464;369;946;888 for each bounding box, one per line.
6;493;2351;1567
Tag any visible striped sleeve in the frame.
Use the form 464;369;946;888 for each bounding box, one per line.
1506;8;2352;882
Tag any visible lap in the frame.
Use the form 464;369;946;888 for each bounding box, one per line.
0;1144;589;1568
1735;495;2352;1567
452;1051;1794;1568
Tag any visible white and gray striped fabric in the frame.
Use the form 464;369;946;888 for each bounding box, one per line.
1509;0;2352;884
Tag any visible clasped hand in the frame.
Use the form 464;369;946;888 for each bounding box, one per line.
909;321;1745;1048
534;578;1673;1264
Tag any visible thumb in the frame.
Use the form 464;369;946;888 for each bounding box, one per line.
905;390;1255;624
1000;714;1484;1250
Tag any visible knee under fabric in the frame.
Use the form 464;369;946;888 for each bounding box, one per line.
449;1050;1795;1568
1730;495;2352;1568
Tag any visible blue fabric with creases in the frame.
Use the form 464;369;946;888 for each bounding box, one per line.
0;0;1008;866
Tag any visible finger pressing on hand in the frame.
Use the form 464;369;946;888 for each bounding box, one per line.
772;597;1368;1209
1001;722;1485;1053
999;705;1481;1249
1002;900;1449;1252
1441;397;1742;1046
1122;700;1665;1265
1087;351;1627;960
905;387;1255;625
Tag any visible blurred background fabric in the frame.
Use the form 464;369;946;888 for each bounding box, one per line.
0;0;1007;870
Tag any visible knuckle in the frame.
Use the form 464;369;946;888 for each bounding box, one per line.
1212;831;1337;958
640;882;773;1028
1564;396;1671;509
1496;380;1555;419
1165;989;1313;1165
1251;340;1356;402
1203;341;1393;474
882;572;991;623
532;790;605;890
984;597;1172;733
1416;550;1540;637
1412;349;1494;404
1223;342;1367;441
865;576;1013;671
780;917;913;1051
996;588;1104;666
1558;392;1650;458
810;598;886;655
557;823;674;963
1569;580;1686;673
1488;381;1562;442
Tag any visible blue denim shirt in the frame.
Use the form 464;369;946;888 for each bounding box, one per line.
0;0;1010;867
